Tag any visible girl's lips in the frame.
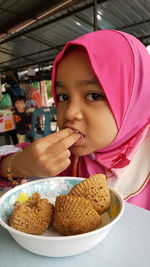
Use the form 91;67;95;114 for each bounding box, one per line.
63;127;85;147
72;129;85;147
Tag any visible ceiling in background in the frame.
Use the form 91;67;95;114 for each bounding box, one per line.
0;0;150;75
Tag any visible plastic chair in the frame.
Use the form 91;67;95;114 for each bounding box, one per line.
50;105;57;121
50;105;58;132
26;107;56;141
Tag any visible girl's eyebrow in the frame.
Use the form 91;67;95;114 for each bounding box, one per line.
55;79;100;89
77;79;104;92
76;79;99;86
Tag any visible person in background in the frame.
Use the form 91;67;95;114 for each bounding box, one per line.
0;30;149;210
26;84;43;108
13;95;31;143
0;84;18;145
4;82;24;105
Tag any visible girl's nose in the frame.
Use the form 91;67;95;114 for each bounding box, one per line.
65;101;83;121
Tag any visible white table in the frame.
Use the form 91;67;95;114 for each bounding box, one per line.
0;203;150;267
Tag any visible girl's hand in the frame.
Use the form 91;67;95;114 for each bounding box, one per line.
13;128;80;178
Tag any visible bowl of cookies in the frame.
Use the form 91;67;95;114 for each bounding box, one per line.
0;175;124;257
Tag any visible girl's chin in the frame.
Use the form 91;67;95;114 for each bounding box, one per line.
70;147;92;157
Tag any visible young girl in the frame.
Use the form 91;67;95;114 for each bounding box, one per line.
0;29;150;210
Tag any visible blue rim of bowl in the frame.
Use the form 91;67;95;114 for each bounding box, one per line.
0;177;125;240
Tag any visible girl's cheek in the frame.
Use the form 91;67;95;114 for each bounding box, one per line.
57;116;63;129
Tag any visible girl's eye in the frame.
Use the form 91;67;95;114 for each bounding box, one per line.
57;94;68;102
86;93;105;101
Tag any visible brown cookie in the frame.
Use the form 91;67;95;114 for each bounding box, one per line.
9;193;54;235
52;195;101;235
69;174;111;214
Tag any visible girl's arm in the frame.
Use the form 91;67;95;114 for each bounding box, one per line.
0;128;79;179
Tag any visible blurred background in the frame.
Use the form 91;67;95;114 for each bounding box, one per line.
0;0;150;145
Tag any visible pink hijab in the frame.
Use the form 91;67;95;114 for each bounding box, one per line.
52;30;150;200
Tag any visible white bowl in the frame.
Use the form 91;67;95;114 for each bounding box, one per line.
0;177;124;257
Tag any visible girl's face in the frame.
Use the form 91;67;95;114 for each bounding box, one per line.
55;48;118;156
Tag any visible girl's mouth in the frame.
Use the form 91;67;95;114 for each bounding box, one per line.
72;129;85;147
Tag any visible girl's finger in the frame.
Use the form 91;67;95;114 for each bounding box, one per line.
32;128;77;153
35;128;74;146
34;152;71;177
46;132;80;155
48;149;71;165
46;158;71;177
